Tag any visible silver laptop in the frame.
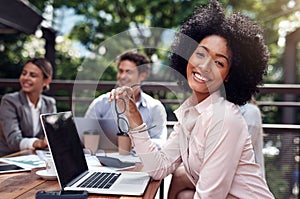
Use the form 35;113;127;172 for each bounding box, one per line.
74;117;118;151
40;111;150;196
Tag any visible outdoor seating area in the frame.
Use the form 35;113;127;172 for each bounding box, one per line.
1;78;300;198
1;1;300;198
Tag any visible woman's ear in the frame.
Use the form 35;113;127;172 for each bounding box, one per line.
224;75;230;82
44;77;51;86
43;77;52;91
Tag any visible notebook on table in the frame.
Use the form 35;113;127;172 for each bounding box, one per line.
40;111;150;196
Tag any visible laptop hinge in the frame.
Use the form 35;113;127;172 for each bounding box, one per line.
65;170;89;187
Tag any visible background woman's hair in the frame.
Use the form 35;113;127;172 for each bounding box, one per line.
170;0;269;105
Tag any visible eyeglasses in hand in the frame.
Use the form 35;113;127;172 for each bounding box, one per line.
114;84;156;135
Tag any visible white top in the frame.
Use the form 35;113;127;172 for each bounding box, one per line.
240;103;265;178
19;96;41;150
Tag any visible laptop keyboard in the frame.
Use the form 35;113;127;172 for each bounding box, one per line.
78;172;121;189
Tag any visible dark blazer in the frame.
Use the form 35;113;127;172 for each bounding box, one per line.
0;90;56;156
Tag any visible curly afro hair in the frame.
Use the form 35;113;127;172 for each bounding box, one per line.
170;0;269;105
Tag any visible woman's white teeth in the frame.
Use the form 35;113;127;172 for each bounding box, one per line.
23;82;32;87
194;72;208;81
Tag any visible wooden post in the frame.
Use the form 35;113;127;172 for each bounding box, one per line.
282;28;300;198
42;27;56;79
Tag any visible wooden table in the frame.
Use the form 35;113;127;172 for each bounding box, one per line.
0;150;161;199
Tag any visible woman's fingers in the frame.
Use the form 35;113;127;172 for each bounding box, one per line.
109;86;133;102
109;89;116;102
33;139;48;149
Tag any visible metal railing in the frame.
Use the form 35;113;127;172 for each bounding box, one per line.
1;78;299;133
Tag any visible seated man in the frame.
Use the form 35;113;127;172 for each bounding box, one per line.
85;50;167;149
240;99;265;178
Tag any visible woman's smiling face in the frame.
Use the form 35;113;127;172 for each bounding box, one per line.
186;35;232;102
19;62;47;95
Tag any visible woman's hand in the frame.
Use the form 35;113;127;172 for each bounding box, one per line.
33;137;48;149
109;86;143;129
109;86;134;116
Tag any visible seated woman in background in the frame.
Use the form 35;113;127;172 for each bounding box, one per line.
0;57;56;157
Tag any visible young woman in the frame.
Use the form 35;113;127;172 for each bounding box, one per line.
110;0;274;198
0;58;56;156
168;100;266;198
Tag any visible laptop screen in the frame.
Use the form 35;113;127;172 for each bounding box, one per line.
40;111;88;188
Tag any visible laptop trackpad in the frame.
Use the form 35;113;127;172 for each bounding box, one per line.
119;177;148;185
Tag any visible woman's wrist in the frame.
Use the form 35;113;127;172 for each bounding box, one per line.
128;116;143;129
130;123;147;134
126;99;143;128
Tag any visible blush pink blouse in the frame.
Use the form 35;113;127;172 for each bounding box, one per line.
129;91;274;198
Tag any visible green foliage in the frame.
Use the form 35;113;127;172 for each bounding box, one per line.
55;38;83;80
1;0;298;83
49;0;299;85
0;34;28;78
53;0;211;54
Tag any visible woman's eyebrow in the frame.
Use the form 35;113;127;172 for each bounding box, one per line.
199;45;230;64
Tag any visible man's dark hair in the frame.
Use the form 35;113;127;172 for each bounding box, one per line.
117;51;151;74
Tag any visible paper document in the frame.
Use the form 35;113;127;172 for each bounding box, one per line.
0;154;45;169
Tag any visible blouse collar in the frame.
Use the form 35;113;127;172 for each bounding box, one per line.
175;90;222;121
26;95;42;110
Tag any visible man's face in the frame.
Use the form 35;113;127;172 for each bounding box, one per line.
116;60;145;87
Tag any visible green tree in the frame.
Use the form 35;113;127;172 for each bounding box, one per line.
53;0;210;51
50;0;300;83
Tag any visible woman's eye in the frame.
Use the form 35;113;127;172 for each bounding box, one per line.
215;61;224;67
29;72;38;78
196;52;206;58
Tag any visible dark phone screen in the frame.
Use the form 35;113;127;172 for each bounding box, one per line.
0;164;27;173
60;190;87;195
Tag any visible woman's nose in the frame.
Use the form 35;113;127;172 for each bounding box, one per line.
197;59;214;73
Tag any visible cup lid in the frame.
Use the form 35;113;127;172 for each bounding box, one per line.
83;130;99;135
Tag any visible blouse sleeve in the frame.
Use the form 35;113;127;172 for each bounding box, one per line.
146;102;168;149
0;95;24;151
129;123;182;180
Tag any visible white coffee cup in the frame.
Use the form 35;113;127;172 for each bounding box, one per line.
45;157;56;176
